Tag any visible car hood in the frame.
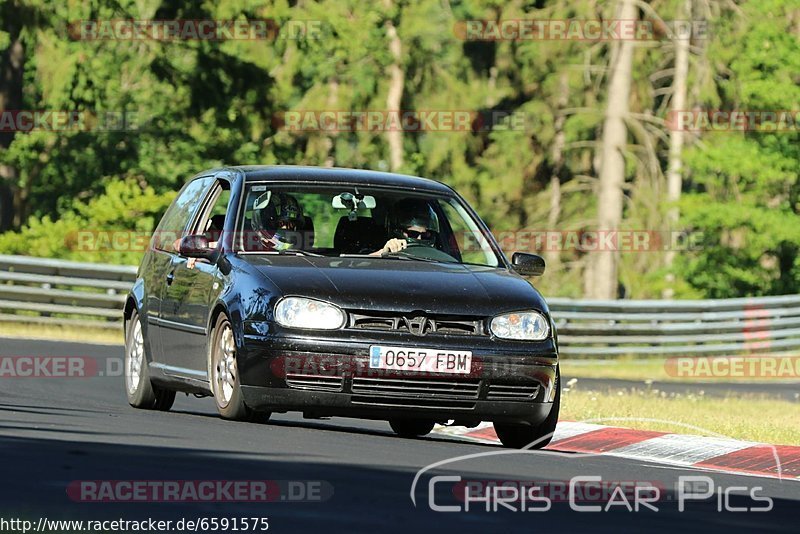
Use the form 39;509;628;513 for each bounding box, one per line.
240;255;548;316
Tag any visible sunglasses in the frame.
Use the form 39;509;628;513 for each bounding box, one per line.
404;228;432;240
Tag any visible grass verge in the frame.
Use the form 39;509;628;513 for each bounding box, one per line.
561;355;800;383
0;321;123;345
561;386;800;445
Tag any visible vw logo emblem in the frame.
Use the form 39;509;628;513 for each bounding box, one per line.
403;315;430;336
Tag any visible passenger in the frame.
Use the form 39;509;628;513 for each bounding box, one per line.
251;192;306;251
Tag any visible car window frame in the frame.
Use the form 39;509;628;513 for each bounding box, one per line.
150;175;216;254
231;180;510;268
185;176;233;253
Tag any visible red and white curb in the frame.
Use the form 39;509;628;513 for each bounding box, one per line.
433;421;800;481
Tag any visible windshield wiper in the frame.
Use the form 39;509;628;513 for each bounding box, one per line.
339;253;404;259
388;251;459;264
276;249;324;257
338;252;458;264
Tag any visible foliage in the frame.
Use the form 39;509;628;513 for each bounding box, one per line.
0;179;174;264
676;0;800;297
0;0;797;298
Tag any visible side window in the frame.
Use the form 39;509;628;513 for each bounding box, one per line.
439;199;499;267
152;177;214;252
191;180;231;247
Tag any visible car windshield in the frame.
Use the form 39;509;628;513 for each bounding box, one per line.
235;183;501;267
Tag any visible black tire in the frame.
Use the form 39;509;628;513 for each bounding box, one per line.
124;310;176;411
494;368;561;449
209;313;270;422
389;419;436;438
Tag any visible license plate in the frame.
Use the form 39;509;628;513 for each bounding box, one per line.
369;345;472;374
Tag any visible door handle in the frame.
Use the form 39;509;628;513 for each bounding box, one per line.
166;271;175;286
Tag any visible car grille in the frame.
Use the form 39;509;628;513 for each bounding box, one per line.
486;383;540;401
350;377;480;409
285;374;344;392
348;311;486;336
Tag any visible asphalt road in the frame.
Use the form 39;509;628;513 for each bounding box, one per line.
1;337;798;533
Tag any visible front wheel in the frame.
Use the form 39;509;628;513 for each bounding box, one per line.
494;368;560;449
389;419;436;438
124;310;175;411
209;314;269;422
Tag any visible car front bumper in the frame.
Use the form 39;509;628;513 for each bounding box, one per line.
237;332;558;425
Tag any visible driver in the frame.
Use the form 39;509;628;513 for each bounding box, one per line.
252;192;305;251
372;198;439;256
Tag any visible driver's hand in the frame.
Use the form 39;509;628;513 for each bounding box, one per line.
381;238;407;254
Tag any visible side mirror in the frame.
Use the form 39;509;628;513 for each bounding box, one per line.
511;252;545;276
179;235;218;261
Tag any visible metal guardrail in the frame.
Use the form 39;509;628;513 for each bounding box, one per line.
0;254;136;330
1;254;798;356
548;295;800;356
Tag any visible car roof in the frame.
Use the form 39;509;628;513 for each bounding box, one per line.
207;165;455;194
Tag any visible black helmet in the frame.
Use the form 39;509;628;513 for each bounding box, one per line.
252;191;305;249
389;198;440;240
252;192;304;230
274;193;304;229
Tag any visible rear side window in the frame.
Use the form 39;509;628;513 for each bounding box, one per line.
152;177;214;252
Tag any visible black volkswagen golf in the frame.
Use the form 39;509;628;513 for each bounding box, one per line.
124;166;559;448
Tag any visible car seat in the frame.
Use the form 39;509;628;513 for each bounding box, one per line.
333;216;387;254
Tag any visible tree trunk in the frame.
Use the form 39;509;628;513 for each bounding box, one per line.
323;77;339;167
584;0;637;299
545;72;569;268
662;0;691;298
0;35;25;231
0;165;15;229
385;20;404;172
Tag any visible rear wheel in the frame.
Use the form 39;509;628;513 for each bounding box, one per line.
209;314;269;422
389;419;436;438
124;310;175;411
494;368;560;449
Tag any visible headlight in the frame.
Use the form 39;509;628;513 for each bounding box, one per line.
490;311;549;341
274;297;346;330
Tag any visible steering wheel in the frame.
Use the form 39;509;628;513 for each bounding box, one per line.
390;240;460;262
